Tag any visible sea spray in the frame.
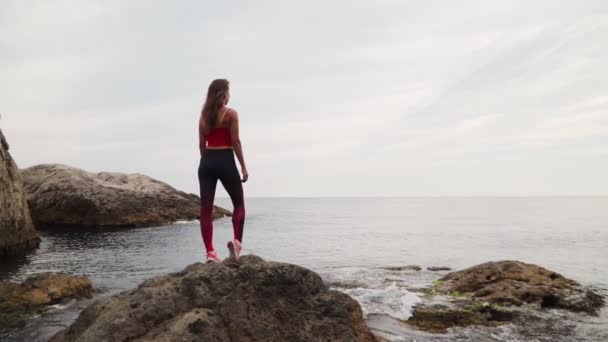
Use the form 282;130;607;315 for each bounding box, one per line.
338;282;422;320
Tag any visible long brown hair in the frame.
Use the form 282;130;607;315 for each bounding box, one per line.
201;79;229;133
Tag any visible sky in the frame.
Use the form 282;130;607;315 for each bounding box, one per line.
1;1;607;197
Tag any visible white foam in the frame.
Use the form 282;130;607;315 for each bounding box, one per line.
339;282;422;321
48;299;75;310
172;220;199;225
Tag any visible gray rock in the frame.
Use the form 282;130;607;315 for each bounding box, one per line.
427;266;452;271
0;129;40;256
0;128;9;151
381;265;422;271
21;164;231;228
407;300;515;333
0;272;94;313
50;255;376;342
0;272;94;331
407;261;606;334
438;260;605;315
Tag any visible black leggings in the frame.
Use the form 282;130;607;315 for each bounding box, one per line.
198;149;245;252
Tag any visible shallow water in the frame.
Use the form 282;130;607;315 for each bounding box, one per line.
2;197;607;341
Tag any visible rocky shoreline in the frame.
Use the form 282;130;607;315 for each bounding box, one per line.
1;257;605;341
395;260;605;336
333;260;607;341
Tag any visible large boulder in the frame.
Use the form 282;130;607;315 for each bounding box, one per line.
21;164;231;228
0;128;40;256
437;260;605;315
50;255;376;342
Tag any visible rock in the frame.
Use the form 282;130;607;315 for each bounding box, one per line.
382;265;422;271
21;164;231;228
0;273;94;330
437;260;605;315
0;273;94;311
0;128;40;257
427;266;451;271
50;255;376;342
406;261;606;334
407;301;515;333
211;205;232;219
0;128;9;151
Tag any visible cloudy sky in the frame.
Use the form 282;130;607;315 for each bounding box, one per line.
1;1;607;196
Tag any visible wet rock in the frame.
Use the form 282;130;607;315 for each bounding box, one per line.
382;265;422;271
21;164;231;228
406;260;605;334
50;255;376;342
437;260;605;315
407;301;515;333
427;266;451;271
0;273;94;330
0;273;94;311
0;128;40;257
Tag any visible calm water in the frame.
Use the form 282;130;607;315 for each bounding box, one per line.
2;197;608;341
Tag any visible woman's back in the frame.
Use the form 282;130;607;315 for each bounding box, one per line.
204;108;232;148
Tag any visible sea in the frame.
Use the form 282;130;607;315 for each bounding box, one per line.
1;197;607;341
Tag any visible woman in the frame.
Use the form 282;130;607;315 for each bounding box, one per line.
198;79;248;262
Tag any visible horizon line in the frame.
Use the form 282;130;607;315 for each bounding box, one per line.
214;195;608;199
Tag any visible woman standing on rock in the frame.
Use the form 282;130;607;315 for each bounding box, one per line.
198;79;248;262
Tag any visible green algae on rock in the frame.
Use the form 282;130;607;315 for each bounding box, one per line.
408;260;605;334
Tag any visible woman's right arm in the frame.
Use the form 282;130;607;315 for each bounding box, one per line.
229;110;248;182
198;116;206;157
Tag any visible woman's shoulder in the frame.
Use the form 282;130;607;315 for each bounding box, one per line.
224;107;239;120
225;106;238;114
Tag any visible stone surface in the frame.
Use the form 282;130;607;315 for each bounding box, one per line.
407;299;515;333
21;164;231;228
381;265;422;271
0;128;40;256
437;260;605;315
406;260;606;333
0;129;9;151
427;267;452;271
50;255;376;342
0;272;94;312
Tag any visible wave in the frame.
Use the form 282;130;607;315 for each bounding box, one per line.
172;220;199;225
337;282;422;321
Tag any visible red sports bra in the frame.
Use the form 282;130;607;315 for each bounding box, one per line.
205;127;232;147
